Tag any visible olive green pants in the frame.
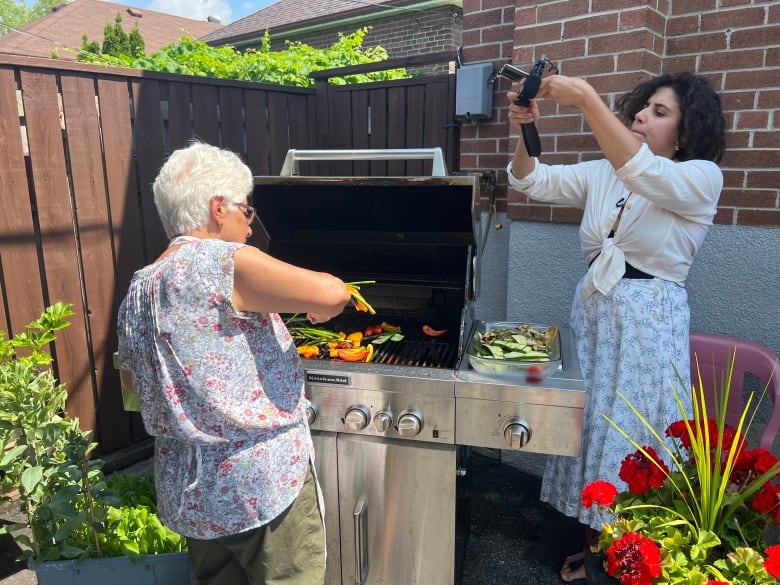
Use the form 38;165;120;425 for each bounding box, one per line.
186;464;325;585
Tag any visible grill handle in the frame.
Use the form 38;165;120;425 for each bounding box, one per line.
280;148;448;177
353;495;370;585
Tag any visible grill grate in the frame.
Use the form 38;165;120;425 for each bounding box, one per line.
287;312;460;369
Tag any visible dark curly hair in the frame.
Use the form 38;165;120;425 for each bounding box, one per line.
616;72;726;164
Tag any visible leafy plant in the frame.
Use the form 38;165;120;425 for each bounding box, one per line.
76;27;408;87
80;13;145;60
96;473;186;560
581;354;780;584
0;303;184;562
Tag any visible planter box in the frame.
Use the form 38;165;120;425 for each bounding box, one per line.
30;552;196;585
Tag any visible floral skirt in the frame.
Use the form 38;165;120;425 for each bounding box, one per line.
540;277;691;531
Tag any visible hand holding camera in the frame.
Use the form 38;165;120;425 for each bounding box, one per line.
498;56;557;157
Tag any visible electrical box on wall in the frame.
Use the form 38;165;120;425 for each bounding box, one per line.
455;63;494;121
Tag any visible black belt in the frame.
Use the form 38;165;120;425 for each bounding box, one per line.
623;262;655;279
589;255;655;279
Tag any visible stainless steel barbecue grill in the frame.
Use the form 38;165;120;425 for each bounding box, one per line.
251;149;586;585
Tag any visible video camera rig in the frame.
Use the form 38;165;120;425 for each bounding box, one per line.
497;56;558;157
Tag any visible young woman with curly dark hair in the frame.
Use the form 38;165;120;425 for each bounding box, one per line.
616;72;726;164
505;72;726;584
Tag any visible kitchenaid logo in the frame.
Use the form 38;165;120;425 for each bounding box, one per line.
306;373;350;385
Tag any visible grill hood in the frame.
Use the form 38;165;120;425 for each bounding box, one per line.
251;175;479;288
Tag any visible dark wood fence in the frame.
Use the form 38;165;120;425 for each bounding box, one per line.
0;53;458;463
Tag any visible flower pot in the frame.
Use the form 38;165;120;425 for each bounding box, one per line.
29;552;196;585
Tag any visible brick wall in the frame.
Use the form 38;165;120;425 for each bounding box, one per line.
459;0;780;228
268;6;462;74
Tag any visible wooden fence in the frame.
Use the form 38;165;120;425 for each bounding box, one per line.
0;53;458;462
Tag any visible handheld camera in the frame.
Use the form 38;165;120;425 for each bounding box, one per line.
497;56;557;157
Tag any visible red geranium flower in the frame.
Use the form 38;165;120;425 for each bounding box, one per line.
751;482;780;515
764;544;780;578
581;480;618;508
665;418;742;453
606;531;661;585
619;446;669;495
733;448;780;479
665;420;694;449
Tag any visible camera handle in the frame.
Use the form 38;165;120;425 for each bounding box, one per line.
513;57;548;157
515;75;542;156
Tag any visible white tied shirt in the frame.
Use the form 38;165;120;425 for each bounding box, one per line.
507;143;723;298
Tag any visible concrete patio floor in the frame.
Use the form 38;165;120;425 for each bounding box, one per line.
0;449;585;585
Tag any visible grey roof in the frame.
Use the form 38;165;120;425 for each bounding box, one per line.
0;0;222;60
201;0;441;45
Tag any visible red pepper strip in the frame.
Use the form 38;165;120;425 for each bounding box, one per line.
422;325;448;337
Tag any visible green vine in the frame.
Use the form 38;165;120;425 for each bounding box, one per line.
76;27;407;86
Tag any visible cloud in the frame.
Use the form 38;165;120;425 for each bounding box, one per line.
146;0;233;23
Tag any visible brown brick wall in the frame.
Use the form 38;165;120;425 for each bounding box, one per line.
460;0;779;228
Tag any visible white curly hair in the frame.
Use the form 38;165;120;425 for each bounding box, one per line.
152;141;254;239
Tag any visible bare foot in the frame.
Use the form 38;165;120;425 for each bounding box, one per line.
560;562;586;583
560;549;586;582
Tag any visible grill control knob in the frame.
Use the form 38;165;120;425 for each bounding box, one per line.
344;406;370;431
503;419;532;450
397;411;423;437
374;411;393;433
306;403;318;426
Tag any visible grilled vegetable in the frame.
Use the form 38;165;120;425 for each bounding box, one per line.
288;326;340;345
371;331;394;345
471;325;557;362
296;345;320;359
327;340;354;349
380;321;401;332
345;281;376;315
365;324;383;336
337;347;371;362
422;325;448;337
346;331;364;345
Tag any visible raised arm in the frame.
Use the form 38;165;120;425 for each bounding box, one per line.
507;75;645;176
536;75;643;170
231;246;351;323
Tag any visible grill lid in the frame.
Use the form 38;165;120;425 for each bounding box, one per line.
251;175;479;284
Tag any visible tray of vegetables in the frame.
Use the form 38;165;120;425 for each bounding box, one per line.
467;321;561;376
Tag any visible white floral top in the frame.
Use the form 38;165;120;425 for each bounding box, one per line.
117;237;312;539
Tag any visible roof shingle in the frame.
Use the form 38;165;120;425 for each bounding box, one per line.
0;0;222;60
201;0;412;45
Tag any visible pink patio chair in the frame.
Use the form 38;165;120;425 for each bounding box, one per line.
690;331;780;451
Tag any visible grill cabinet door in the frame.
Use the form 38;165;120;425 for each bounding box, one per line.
336;434;456;585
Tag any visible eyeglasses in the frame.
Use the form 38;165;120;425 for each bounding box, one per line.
235;203;257;224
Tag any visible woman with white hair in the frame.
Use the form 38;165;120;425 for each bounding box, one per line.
117;142;350;585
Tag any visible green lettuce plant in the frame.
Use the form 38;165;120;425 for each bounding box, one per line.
0;303;184;562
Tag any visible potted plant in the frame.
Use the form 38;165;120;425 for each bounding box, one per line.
581;356;780;584
0;303;192;584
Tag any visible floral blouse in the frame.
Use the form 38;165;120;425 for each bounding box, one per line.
117;237;312;539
